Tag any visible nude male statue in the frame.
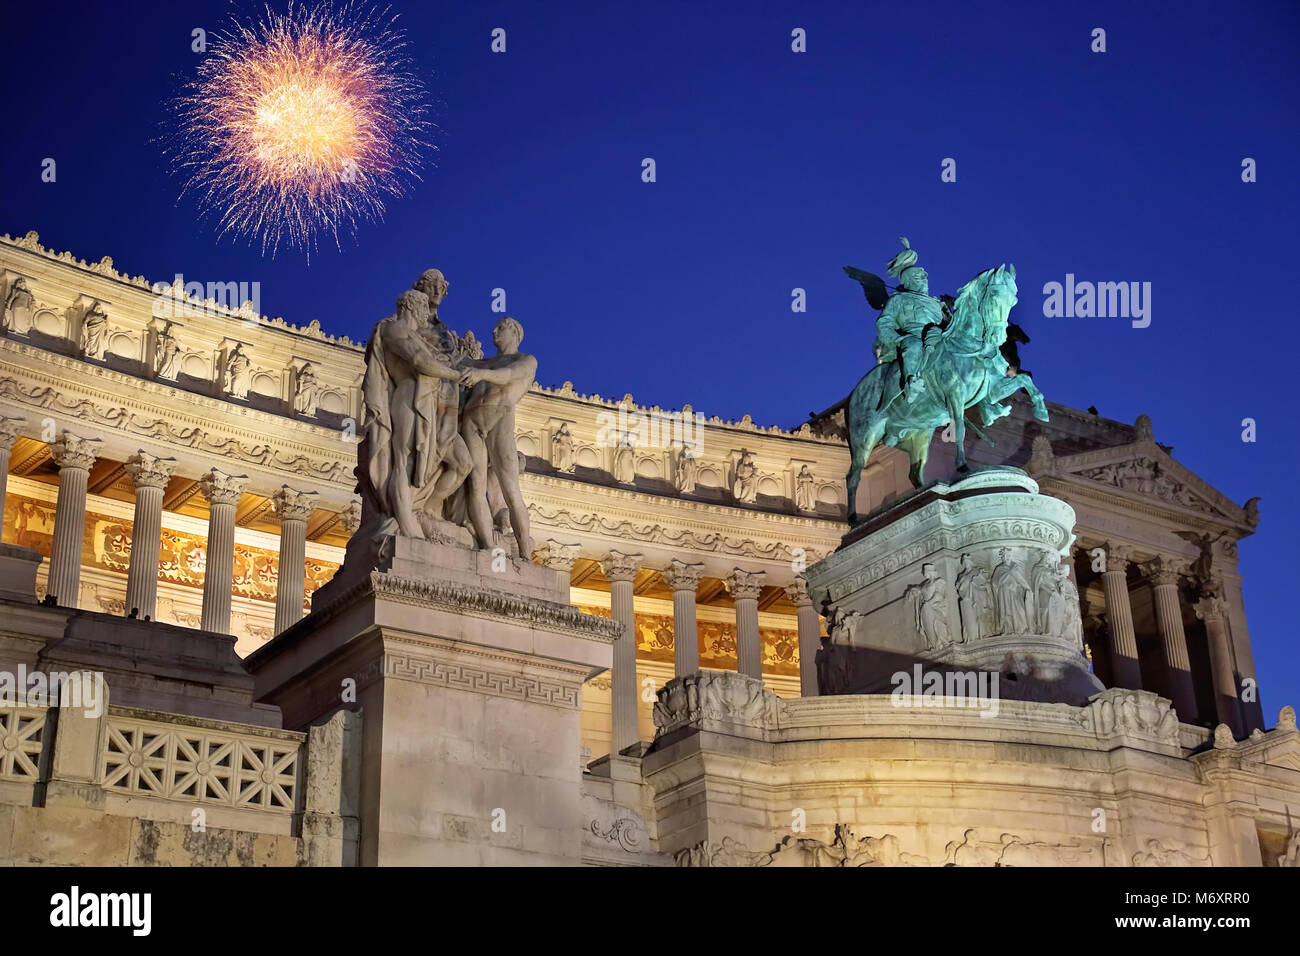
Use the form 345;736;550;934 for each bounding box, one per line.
457;316;538;556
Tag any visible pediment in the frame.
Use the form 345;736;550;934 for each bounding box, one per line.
1043;440;1255;532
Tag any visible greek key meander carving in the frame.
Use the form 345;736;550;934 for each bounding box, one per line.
359;650;582;710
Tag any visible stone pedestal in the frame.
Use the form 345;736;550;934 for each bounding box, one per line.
805;468;1103;705
246;534;618;866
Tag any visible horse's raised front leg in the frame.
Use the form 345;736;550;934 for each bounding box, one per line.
1015;372;1050;421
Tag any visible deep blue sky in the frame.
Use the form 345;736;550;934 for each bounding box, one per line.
1;0;1296;714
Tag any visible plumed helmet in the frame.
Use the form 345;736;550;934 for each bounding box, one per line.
886;236;919;279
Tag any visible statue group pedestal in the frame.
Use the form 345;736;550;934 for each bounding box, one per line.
805;468;1103;705
246;535;619;865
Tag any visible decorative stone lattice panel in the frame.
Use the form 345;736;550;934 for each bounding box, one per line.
0;707;46;779
102;715;300;812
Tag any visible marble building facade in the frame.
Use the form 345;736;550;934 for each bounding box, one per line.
0;231;1294;867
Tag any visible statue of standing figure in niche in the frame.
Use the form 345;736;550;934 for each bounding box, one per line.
81;300;109;360
293;362;321;416
733;450;758;503
674;446;698;494
153;322;182;379
794;464;816;512
3;277;34;333
551;422;575;473
222;343;251;399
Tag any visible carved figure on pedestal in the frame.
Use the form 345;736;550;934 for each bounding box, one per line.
834;238;1051;514
456;316;538;557
359;289;469;539
955;553;994;643
906;562;951;649
1053;564;1084;650
1030;552;1059;632
991;548;1035;634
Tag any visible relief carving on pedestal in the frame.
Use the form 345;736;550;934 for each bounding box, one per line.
1078;688;1180;741
651;671;779;735
1131;839;1211;867
945;828;1103;866
905;562;951;649
955;553;994;644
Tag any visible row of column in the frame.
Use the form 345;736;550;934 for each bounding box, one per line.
0;423;319;637
538;546;822;756
1095;541;1245;735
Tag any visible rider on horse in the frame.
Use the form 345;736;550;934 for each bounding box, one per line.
873;237;946;403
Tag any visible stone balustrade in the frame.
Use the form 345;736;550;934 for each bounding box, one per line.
0;674;360;866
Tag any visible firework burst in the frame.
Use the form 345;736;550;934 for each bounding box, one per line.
165;1;431;257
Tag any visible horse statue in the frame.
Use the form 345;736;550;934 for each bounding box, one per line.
843;262;1049;522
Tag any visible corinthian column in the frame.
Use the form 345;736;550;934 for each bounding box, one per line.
123;452;177;620
725;568;766;679
785;576;821;697
0;417;24;517
272;486;318;635
1142;556;1196;720
662;558;704;676
535;539;581;591
199;469;248;634
1195;587;1243;738
47;432;101;608
600;550;643;755
1100;542;1141;689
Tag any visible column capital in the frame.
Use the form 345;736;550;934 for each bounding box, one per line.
535;539;581;573
600;550;643;583
50;431;101;471
1103;541;1136;572
1194;593;1228;623
1142;554;1188;588
124;451;178;490
199;468;249;507
0;416;24;450
662;558;705;592
725;568;766;601
272;485;319;523
783;575;813;607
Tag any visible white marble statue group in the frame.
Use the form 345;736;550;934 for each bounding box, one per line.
356;268;537;557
